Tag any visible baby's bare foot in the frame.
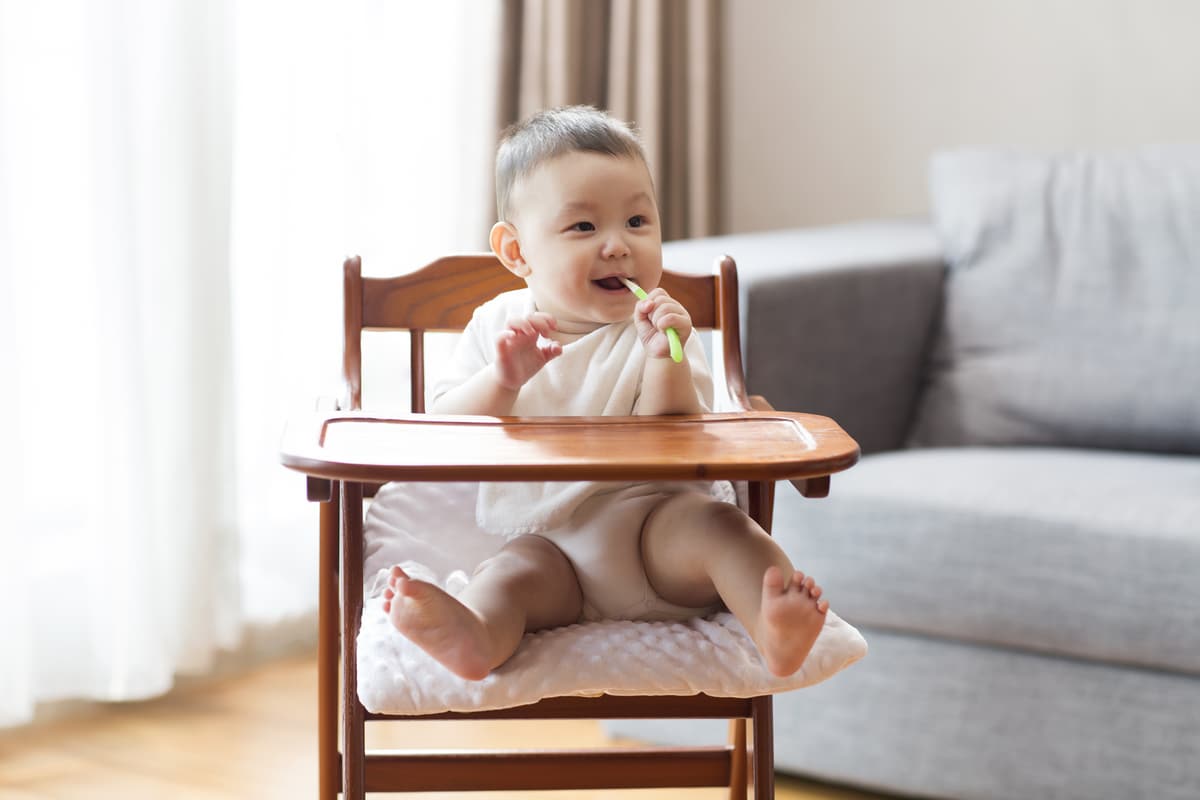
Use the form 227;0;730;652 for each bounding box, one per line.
754;566;829;677
382;566;494;681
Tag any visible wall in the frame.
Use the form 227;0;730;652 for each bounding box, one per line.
723;0;1200;232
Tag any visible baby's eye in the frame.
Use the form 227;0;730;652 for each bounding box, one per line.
627;215;646;228
570;221;596;232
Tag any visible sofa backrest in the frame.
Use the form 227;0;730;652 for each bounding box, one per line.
908;147;1200;454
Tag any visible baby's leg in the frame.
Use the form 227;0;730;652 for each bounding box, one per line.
383;534;582;681
640;494;828;677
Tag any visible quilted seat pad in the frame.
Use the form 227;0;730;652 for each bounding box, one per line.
357;481;868;716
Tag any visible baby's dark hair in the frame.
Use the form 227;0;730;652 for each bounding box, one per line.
495;105;648;221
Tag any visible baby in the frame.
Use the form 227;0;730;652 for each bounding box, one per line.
383;105;828;681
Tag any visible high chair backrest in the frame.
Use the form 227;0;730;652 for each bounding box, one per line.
341;253;750;413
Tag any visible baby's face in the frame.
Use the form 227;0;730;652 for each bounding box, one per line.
507;151;662;327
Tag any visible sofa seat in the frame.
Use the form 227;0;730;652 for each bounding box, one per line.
773;447;1200;676
607;628;1200;800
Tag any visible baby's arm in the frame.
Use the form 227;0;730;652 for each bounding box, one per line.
633;289;704;416
430;312;562;415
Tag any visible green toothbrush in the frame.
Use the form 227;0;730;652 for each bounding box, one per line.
620;277;684;363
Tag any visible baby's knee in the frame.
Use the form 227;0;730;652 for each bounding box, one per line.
645;493;758;560
677;493;755;532
708;506;767;551
489;534;574;578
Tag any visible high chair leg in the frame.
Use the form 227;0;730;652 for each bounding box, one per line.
341;481;366;799
748;477;776;799
729;718;748;799
752;696;775;799
318;489;341;800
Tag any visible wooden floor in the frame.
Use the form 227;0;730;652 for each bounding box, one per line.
0;653;891;799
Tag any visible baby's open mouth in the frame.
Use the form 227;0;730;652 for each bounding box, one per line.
593;276;627;291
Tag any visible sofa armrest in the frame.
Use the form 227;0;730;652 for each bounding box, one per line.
664;220;945;453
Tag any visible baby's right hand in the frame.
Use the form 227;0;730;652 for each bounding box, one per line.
494;312;562;390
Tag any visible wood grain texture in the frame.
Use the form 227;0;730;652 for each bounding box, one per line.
359;253;718;332
281;411;860;484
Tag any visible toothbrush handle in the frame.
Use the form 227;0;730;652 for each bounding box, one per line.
624;279;684;363
666;328;683;363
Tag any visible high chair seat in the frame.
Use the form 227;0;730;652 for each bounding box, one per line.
357;480;868;716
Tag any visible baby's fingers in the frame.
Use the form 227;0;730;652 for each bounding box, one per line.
526;311;558;338
645;297;691;338
505;317;538;340
495;328;523;354
654;309;690;333
641;288;682;314
506;313;558;339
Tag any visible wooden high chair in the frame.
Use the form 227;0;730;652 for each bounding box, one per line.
280;253;860;799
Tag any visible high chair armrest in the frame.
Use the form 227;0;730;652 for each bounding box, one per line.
307;476;334;503
744;396;828;498
304;397;406;501
306;396;343;501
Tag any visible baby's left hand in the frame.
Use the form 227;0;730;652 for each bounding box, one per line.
633;287;691;359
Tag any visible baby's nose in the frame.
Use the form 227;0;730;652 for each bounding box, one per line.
601;234;630;258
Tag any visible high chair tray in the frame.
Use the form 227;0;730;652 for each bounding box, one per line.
280;411;859;483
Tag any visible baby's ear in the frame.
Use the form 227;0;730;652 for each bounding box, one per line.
490;222;530;278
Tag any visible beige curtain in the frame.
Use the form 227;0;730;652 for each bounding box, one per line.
497;0;722;240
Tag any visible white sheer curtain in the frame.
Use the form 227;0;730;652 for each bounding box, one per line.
0;0;498;727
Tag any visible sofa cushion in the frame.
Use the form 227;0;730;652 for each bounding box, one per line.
909;147;1200;454
773;447;1200;676
604;629;1200;800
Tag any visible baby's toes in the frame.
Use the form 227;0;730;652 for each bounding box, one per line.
763;565;785;593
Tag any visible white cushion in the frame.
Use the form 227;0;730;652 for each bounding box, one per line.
358;481;868;715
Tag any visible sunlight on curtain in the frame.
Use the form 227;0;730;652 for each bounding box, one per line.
1;0;241;724
0;0;498;726
229;0;499;624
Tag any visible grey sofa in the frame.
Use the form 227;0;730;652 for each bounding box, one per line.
608;149;1200;799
